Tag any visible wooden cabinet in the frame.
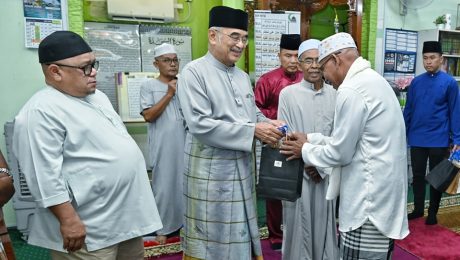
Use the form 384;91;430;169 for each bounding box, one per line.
416;29;460;81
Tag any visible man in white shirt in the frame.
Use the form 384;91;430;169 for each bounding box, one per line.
13;31;162;260
280;32;409;259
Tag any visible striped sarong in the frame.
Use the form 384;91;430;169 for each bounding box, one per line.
339;220;394;260
181;135;262;260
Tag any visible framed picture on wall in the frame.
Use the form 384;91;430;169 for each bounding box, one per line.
384;52;396;72
395;53;416;73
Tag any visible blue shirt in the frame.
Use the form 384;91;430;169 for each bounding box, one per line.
403;71;460;147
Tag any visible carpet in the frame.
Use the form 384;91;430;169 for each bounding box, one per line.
437;205;460;234
145;239;281;260
396;217;460;260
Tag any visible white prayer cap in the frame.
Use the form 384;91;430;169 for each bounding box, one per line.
318;32;357;62
153;43;177;58
298;39;320;58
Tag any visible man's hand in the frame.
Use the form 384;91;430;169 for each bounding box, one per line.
60;215;86;252
49;202;86;252
255;121;284;146
452;144;459;152
305;166;322;183
167;79;177;97
279;132;308;161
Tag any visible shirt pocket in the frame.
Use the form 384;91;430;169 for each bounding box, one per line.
65;168;105;208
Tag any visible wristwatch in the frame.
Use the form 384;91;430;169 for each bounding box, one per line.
0;168;11;177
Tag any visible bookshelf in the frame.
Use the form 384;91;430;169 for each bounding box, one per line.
416;29;460;81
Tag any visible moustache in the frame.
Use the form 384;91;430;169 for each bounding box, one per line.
230;47;243;53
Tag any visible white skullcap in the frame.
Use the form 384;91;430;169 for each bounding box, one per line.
318;32;357;62
298;39;320;58
153;43;177;58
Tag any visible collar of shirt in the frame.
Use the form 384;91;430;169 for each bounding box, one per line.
426;70;441;78
205;52;236;74
301;79;324;94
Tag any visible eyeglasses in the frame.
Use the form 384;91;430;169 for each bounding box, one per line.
48;60;99;76
156;58;180;64
214;30;249;45
319;51;341;71
298;57;319;65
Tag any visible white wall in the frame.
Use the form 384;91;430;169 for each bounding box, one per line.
375;0;459;73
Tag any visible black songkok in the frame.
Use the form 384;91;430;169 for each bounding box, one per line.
39;31;92;63
422;41;442;54
280;34;301;51
209;6;248;31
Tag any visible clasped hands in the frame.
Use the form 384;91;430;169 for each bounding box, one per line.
280;132;323;183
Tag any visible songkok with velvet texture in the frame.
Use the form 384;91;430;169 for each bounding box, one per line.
209;6;248;31
318;32;357;62
39;31;92;63
154;43;177;58
298;39;320;58
423;41;442;54
280;34;301;51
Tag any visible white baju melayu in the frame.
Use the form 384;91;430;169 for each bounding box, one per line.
278;80;339;260
301;57;409;239
140;78;185;235
177;52;267;260
13;87;162;252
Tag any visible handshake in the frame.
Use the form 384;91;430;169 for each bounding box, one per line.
254;120;309;161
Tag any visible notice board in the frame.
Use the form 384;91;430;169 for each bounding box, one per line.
254;10;301;82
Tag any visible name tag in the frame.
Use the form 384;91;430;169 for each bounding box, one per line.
274;161;282;167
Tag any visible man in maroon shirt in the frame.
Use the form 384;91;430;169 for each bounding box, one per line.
254;34;302;250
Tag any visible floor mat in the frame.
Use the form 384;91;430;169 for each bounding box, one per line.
396;216;460;260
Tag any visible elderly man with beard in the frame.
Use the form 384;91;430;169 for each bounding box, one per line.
278;39;338;260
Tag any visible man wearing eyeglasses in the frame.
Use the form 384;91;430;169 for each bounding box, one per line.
280;33;409;259
254;33;302;250
140;43;185;245
12;31;162;260
278;39;338;260
177;6;284;260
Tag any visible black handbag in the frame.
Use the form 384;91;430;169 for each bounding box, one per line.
256;144;304;202
425;159;460;192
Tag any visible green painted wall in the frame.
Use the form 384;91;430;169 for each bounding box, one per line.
81;0;223;60
362;0;378;67
0;0;45;226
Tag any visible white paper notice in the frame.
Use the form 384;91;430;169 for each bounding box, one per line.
254;10;301;82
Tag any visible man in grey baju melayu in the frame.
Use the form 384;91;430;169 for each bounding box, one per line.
278;39;339;260
140;43;184;244
176;6;284;260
